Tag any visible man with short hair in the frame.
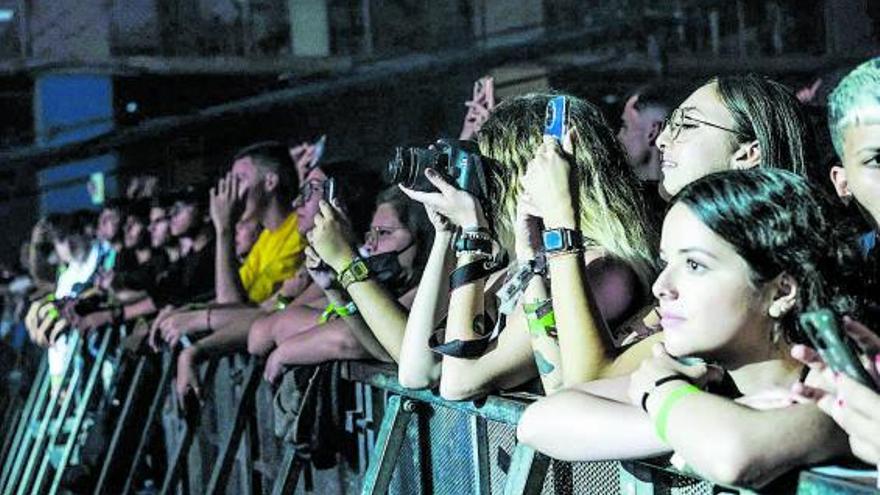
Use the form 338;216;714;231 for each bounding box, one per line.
618;82;683;183
216;141;305;304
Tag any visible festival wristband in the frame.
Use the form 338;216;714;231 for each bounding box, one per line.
524;299;556;338
653;383;700;443
318;301;359;324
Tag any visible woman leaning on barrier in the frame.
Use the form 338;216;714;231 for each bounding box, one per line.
517;169;877;488
256;186;434;382
398;93;658;398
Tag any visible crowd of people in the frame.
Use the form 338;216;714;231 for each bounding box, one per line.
4;56;880;491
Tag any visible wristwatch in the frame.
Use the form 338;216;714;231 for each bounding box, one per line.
542;228;583;255
338;257;370;289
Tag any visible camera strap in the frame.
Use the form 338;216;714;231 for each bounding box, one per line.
431;254;551;359
428;313;498;359
449;253;508;291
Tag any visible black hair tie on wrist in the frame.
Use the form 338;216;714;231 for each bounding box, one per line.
641;373;693;412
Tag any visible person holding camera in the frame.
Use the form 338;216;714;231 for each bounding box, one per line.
789;57;880;469
517;169;875;489
398;93;657;398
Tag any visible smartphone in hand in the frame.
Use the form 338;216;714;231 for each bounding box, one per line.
322;177;337;204
544;96;569;142
800;309;878;390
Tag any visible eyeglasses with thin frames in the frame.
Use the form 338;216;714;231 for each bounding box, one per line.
292;179;326;208
364;226;406;245
663;107;742;142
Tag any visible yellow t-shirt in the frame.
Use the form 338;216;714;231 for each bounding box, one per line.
239;213;304;303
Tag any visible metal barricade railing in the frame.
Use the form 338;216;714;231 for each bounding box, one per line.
3;326;878;495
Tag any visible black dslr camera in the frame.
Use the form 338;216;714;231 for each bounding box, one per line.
385;139;490;202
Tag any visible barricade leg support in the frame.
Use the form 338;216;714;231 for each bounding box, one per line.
270;445;305;495
204;358;261;495
47;328;114;495
93;354;148;494
9;333;82;494
158;358;220;495
502;443;549;495
0;358;47;490
361;394;415;495
120;352;174;495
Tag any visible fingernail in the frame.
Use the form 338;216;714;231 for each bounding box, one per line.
425;168;436;177
836;397;845;408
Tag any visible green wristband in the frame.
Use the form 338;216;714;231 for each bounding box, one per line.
523;300;556;338
653;383;700;443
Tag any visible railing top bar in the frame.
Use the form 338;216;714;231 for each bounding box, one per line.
343;361;529;425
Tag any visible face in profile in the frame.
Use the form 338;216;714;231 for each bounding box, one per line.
170;202;198;237
618;94;661;177
235;218;261;258
363;202;416;270
148;206;171;248
232;156;267;216
655;83;740;196
97;207;122;243
653;203;778;360
837;124;880;225
293;168;328;234
53;239;73;265
123;215;147;249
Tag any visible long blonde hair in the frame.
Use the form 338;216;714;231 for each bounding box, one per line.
477;93;658;291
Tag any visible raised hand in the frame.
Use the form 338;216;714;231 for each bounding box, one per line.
521;128;578;229
307;199;358;273
210;172;241;231
460;77;496;141
399;168;486;230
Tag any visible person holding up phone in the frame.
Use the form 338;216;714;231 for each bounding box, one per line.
399;93;657;398
789;57;880;469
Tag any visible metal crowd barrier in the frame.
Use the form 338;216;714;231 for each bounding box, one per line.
2;322;878;495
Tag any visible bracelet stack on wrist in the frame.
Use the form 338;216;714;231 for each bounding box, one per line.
454;227;493;258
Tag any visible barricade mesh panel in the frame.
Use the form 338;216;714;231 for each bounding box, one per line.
656;470;715;495
389;404;423;495
390;403;478;495
551;460;621;494
487;419;516;495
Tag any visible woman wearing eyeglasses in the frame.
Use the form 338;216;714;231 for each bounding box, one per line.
656;74;821;197
258;187;433;382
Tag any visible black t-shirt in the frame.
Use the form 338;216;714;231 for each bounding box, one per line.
114;248;170;292
150;241;215;307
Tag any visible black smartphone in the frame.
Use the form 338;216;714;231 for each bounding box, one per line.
799;309;877;390
323;177;337;204
544;96;569;142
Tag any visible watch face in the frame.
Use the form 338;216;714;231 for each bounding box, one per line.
351;261;370;279
543;230;564;251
